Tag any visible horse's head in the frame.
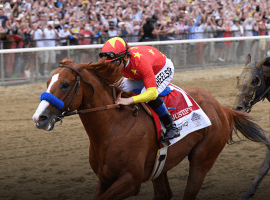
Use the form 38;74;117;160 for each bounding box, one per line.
32;57;125;131
234;54;267;112
32;57;94;131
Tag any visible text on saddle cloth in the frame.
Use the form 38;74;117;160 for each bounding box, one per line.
145;84;212;147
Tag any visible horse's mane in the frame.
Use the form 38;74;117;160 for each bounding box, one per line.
59;57;132;97
84;57;123;85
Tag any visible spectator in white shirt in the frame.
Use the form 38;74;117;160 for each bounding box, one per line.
243;18;254;37
59;24;71;46
195;18;205;40
107;25;118;37
175;17;187;39
128;6;142;22
231;18;244;62
58;24;71;59
42;24;59;75
243;18;255;59
30;23;44;76
26;0;32;10
195;17;205;64
204;17;216;61
131;20;140;42
265;17;270;36
265;18;270;56
30;23;43;47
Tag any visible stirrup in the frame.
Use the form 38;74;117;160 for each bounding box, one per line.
159;127;180;143
159;134;180;143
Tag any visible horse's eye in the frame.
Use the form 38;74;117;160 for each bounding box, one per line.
61;82;70;89
251;76;261;86
251;79;257;85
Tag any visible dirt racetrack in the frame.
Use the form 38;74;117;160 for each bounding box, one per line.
1;67;270;200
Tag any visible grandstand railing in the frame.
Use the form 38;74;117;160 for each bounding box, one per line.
0;29;266;47
0;35;269;86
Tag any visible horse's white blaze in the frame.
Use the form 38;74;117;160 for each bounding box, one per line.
32;100;50;123
47;74;59;93
32;74;59;123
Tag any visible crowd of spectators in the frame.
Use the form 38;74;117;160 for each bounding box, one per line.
1;0;270;77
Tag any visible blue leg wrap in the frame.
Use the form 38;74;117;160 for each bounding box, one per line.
40;92;65;110
155;102;168;117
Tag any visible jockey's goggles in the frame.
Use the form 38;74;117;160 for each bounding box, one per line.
98;52;122;66
99;51;127;62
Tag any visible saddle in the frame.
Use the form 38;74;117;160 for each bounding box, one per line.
136;84;211;146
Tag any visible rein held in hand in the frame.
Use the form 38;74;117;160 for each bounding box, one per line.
48;65;139;122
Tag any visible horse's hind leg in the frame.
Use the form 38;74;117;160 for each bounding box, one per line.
182;160;215;200
151;172;173;200
239;148;270;200
182;139;226;200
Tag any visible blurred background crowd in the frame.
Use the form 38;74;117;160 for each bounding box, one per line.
1;0;270;78
2;0;270;46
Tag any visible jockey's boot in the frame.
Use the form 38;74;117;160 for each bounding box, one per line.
148;97;180;143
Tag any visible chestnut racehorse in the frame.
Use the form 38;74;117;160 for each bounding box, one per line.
32;58;270;200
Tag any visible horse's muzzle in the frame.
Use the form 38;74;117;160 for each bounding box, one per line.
235;105;245;112
35;113;57;131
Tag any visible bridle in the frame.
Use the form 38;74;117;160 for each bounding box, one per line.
57;65;95;115
54;64;138;123
237;65;270;113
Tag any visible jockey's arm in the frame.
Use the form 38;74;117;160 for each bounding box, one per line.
132;74;158;103
132;87;158;103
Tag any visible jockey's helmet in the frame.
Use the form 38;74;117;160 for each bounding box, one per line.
99;37;130;63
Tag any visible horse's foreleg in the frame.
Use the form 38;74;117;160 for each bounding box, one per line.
239;149;270;200
93;179;109;199
151;172;173;200
94;173;141;200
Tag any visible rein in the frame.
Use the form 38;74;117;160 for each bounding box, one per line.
245;86;270;113
55;65;138;120
61;89;131;117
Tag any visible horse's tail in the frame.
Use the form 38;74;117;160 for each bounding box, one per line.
223;106;270;145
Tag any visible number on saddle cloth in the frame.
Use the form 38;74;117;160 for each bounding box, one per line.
133;86;171;97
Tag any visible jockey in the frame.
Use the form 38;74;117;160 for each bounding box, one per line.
99;37;180;142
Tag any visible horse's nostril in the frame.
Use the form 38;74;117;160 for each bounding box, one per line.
235;105;244;111
39;115;48;121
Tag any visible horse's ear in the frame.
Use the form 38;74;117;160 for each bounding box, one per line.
245;54;251;66
256;57;266;69
59;57;71;65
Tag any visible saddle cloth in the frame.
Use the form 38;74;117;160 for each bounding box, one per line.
144;84;212;147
